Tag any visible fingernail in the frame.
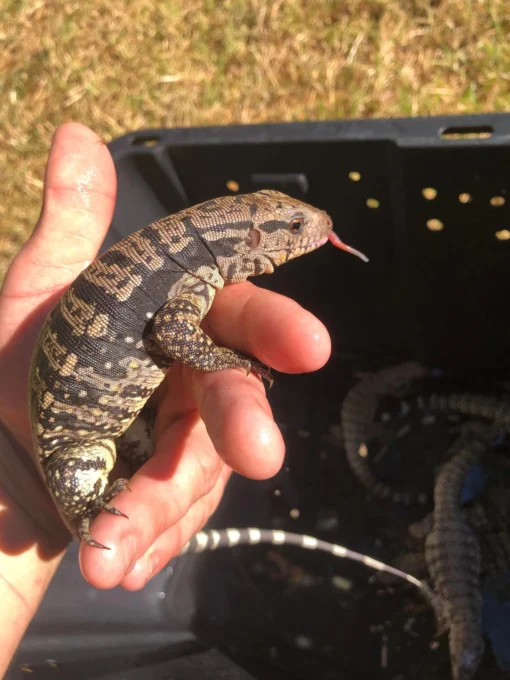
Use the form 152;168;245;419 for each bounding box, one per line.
122;534;138;575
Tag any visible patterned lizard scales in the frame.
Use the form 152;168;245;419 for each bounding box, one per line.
341;361;510;679
29;196;461;668
29;190;368;549
424;440;488;680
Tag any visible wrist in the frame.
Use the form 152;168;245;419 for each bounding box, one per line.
0;541;66;677
0;419;71;544
0;422;70;677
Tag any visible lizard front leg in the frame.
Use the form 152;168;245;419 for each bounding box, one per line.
42;439;130;549
151;288;273;385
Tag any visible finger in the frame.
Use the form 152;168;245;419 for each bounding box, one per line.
79;412;226;589
119;466;232;591
189;365;285;480
205;281;331;374
0;122;116;345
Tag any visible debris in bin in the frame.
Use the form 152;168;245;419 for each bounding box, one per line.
381;633;389;668
294;635;314;650
331;575;353;591
338;360;510;680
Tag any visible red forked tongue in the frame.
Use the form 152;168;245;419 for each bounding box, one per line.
328;232;369;263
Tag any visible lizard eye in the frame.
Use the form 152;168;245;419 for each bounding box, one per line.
289;217;304;234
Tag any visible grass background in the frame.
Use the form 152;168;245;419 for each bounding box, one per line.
1;0;509;282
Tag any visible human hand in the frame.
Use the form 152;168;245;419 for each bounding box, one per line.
0;122;331;593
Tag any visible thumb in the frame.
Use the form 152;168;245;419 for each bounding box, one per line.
0;122;117;349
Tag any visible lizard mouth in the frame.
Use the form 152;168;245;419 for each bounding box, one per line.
310;236;329;248
267;233;369;263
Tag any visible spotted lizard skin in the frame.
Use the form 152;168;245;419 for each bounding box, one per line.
29;190;369;550
341;362;510;505
424;438;489;680
341;361;510;679
178;526;439;612
340;361;430;504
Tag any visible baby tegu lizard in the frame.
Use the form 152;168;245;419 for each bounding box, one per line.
28;190;368;549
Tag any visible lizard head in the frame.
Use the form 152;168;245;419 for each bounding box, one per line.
212;190;368;283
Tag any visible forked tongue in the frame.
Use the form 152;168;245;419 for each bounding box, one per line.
328;231;369;263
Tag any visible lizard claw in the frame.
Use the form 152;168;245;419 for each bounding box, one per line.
103;504;129;519
77;516;111;550
250;360;274;388
84;537;111;550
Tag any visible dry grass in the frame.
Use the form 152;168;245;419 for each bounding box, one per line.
1;0;510;281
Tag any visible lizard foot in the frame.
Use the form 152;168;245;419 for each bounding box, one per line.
101;504;129;519
43;439;125;549
78;516;110;550
102;477;132;503
90;478;132;520
78;479;132;549
246;359;274;388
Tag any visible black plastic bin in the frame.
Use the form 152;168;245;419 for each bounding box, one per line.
8;113;510;680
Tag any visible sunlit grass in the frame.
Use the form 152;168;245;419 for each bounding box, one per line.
1;0;509;280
